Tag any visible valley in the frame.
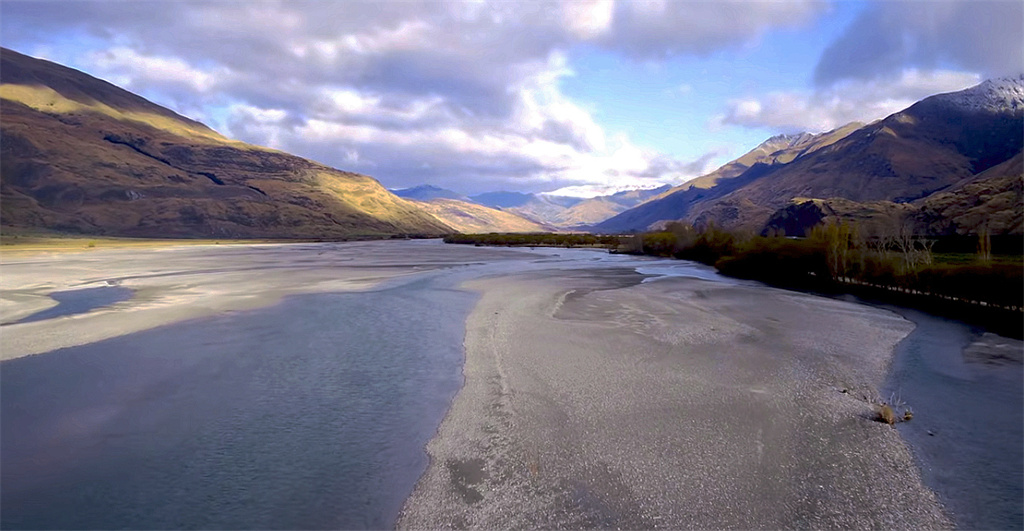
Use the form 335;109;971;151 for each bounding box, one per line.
1;14;1022;530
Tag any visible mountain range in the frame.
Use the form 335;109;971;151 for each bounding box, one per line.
1;47;1020;240
595;77;1023;236
392;184;672;229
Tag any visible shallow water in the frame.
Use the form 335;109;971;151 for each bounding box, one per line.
0;243;656;530
12;286;134;324
1;275;474;530
884;308;1023;530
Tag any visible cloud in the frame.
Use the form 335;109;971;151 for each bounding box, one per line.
85;47;229;93
0;0;826;195
814;0;1023;86
593;0;824;58
715;69;983;133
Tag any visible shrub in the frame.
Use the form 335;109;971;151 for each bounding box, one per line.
878;404;896;426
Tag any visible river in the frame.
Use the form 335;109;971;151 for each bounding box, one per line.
1;240;1020;528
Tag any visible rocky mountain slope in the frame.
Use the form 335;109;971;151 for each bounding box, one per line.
762;150;1022;238
915;151;1023;235
596;77;1023;236
594;123;863;232
0;48;451;239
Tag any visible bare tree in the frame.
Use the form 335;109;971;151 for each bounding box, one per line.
874;214;933;275
893;219;933;274
978;225;992;262
811;221;855;280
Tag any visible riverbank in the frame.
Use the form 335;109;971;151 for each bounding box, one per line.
398;269;951;528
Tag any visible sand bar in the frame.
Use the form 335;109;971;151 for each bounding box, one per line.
399;268;951;529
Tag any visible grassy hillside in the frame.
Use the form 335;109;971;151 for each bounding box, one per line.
409;198;550;233
0;48;451;239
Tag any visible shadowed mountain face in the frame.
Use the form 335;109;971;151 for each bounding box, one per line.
761;152;1023;238
0;48;451;239
596;78;1024;235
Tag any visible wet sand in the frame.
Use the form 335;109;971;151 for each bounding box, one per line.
399;269;952;529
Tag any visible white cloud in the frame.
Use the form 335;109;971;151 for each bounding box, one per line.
1;0;942;196
717;69;983;133
85;47;232;94
562;0;614;40
225;103;294;149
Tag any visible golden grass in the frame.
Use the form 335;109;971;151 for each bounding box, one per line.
1;84;242;146
314;171;434;224
415;199;548;233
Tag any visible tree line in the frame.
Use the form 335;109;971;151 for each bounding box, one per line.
620;221;1022;336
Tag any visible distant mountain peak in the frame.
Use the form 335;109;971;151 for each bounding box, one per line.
929;75;1024;113
745;132;819;160
762;132;814;147
392;184;469;202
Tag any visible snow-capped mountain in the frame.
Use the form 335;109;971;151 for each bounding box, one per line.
596;76;1023;235
929;75;1024;113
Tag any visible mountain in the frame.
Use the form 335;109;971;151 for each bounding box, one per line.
597;77;1024;235
551;185;672;227
915;151;1023;235
594;123;862;232
470;191;539;209
469;186;670;228
392;184;470;202
468;191;575;226
0;48;451;239
761;197;917;238
407;198;550;233
763;152;1023;237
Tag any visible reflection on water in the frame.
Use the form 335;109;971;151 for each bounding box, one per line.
1;276;473;530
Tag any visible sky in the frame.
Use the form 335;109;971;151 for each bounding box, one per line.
1;1;1022;197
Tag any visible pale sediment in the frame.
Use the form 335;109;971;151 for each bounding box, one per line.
398;269;951;529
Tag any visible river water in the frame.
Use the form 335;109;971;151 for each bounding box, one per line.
1;242;1020;529
884;308;1023;530
2;275;476;529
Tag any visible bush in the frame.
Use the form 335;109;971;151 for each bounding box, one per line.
912;264;1023;308
714;236;829;288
